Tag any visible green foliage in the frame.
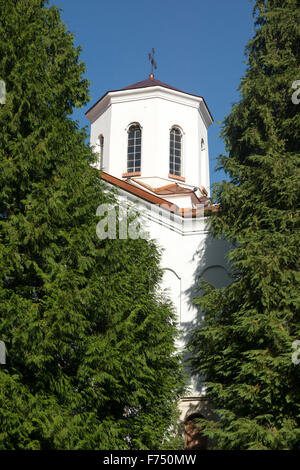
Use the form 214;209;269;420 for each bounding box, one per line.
189;0;300;450
0;0;183;449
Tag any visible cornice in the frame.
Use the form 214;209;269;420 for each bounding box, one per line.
86;86;213;127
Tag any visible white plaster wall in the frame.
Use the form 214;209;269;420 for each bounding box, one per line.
90;106;112;172
198;114;210;195
88;88;211;189
111;190;231;396
145;218;230;318
109;97;160;177
88;83;225;414
178;397;215;422
150;221;230;396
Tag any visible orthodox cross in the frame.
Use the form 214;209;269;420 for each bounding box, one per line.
148;48;157;76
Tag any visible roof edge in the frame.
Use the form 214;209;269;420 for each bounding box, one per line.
85;83;213;122
99;171;219;217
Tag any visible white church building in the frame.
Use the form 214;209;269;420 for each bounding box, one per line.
86;73;231;442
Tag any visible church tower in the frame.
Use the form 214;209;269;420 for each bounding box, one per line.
86;73;212;193
86;73;230;445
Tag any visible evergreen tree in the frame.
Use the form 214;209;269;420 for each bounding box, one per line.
0;0;183;449
189;0;300;450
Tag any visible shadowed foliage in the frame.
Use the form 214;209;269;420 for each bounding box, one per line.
189;0;300;450
0;0;183;449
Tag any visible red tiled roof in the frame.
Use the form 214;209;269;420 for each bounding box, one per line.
100;171;218;217
101;172;177;209
132;179;192;195
155;184;194;196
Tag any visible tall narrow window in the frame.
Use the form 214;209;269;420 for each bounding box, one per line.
127;124;141;173
169;127;182;176
98;134;104;167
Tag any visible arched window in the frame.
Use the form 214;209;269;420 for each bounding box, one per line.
98;134;104;166
127;124;141;173
169;127;182;176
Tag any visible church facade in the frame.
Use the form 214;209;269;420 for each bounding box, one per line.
85;74;231;435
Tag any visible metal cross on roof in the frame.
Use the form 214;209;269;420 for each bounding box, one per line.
148;48;157;76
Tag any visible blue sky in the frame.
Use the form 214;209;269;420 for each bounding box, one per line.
50;0;255;188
